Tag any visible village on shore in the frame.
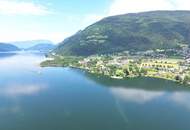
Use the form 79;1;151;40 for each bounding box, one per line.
41;48;190;85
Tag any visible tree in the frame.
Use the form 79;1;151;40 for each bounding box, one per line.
123;68;130;76
183;75;190;84
140;68;148;75
175;75;183;82
108;65;117;76
115;69;125;77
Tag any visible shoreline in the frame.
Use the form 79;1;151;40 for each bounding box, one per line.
41;63;189;86
40;54;190;87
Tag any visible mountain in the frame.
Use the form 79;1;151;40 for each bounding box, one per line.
54;11;190;56
11;40;54;49
0;43;20;52
25;43;55;52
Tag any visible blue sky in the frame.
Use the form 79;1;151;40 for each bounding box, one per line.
0;0;189;43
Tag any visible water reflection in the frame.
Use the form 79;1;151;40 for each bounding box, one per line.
111;87;164;104
83;70;190;117
171;92;190;110
0;53;16;59
0;104;21;114
0;53;44;71
110;87;190;113
0;84;47;115
83;70;190;91
0;53;190;130
0;84;47;97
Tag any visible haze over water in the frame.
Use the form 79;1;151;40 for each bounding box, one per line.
0;52;190;130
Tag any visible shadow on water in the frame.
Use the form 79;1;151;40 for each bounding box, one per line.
69;69;190;130
76;69;190;91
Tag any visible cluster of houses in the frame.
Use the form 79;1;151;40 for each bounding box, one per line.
140;60;179;71
77;51;190;80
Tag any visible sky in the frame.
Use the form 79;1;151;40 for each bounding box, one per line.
0;0;189;44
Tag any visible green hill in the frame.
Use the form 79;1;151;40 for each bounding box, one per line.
54;11;190;56
0;43;20;52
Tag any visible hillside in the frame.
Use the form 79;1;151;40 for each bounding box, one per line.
0;43;20;52
25;43;55;52
54;11;190;56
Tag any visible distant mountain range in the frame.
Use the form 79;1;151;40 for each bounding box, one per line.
11;40;54;49
0;40;56;52
0;43;20;52
25;43;55;52
54;11;190;56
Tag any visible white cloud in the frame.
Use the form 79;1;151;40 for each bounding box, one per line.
1;0;190;43
81;0;190;29
0;84;47;97
5;85;46;96
110;88;164;104
0;0;51;15
170;92;190;110
108;0;190;16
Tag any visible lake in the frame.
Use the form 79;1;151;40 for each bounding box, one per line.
0;52;190;130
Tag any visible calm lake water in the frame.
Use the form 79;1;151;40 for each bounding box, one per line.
0;52;190;130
